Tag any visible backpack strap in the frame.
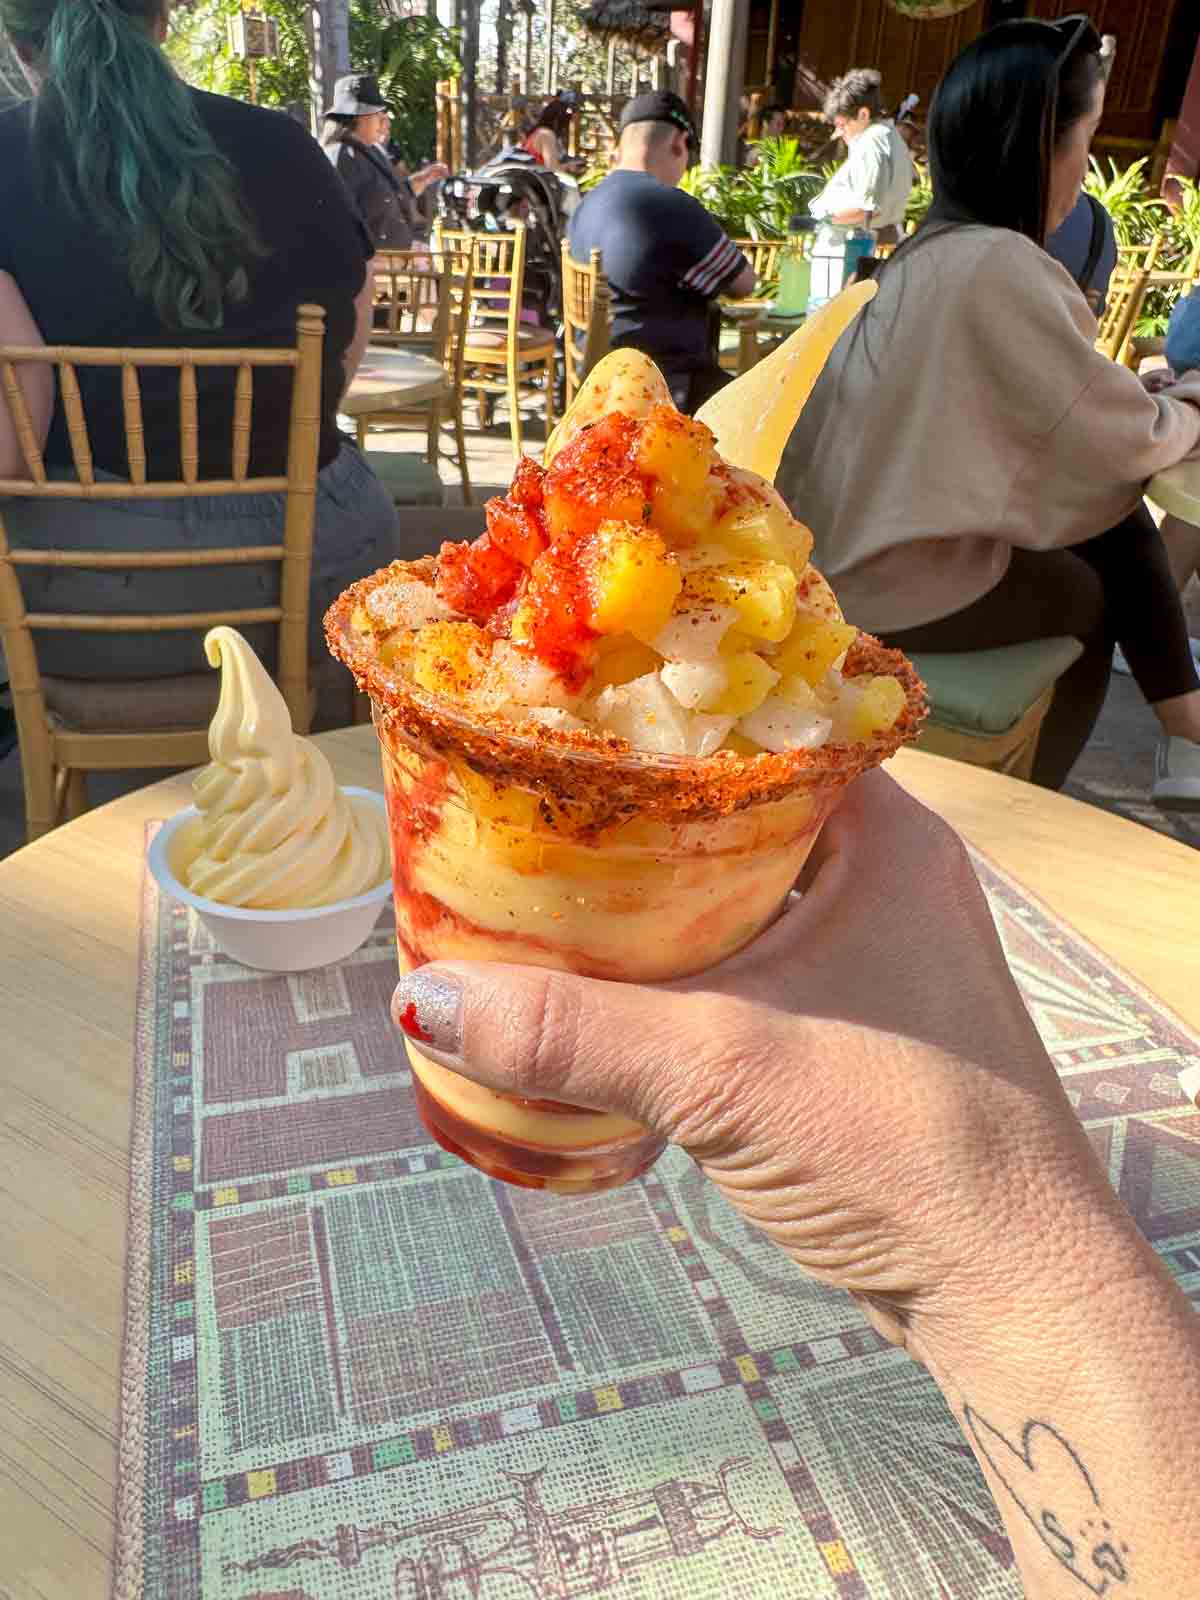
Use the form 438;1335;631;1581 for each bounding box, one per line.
1078;194;1106;294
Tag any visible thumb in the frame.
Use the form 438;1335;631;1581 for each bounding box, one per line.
390;961;780;1151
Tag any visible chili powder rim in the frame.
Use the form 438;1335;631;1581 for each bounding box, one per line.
325;558;928;829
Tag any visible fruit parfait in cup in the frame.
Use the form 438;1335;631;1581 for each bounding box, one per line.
327;286;926;1195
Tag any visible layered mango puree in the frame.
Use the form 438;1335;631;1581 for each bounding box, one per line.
327;322;925;1193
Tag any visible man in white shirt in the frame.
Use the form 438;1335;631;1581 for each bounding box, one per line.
810;68;914;245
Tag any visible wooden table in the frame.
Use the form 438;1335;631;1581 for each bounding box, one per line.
1147;456;1200;524
2;734;1199;1597
342;346;447;418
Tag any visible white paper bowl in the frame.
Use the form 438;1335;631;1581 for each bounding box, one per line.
147;788;392;972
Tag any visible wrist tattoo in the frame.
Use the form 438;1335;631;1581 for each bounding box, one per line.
963;1405;1130;1596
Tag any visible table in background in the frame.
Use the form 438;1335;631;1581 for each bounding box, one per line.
343;347;447;420
2;734;1199;1596
1147;456;1200;524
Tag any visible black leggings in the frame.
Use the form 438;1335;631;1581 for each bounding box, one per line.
879;504;1200;789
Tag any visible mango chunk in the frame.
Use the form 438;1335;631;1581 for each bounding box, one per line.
703;651;780;716
411;621;492;702
773;615;858;686
838;675;906;741
681;560;797;644
587;521;682;640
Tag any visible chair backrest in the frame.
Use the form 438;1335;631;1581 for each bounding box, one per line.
370;249;473;377
370;251;444;347
0;304;325;785
1095;266;1149;362
733;239;784;284
560;243;612;406
434;223;528;346
1115;232;1165;276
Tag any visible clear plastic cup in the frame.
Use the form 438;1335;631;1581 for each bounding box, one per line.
378;720;848;1192
326;564;924;1196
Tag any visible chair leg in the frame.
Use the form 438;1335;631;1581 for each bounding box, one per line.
63;768;88;820
356;418;368;449
543;355;556;436
454;404;473;506
507;368;524;459
425;400;441;468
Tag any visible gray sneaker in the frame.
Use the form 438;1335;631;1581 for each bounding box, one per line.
1152;736;1200;811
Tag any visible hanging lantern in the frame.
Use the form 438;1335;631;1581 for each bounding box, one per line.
884;0;978;18
227;9;280;59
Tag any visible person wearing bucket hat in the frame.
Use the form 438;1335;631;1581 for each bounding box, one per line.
568;89;755;415
320;73;445;250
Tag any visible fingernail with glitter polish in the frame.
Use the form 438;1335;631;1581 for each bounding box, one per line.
391;969;464;1059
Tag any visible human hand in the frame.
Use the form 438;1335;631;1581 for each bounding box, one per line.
391;771;1111;1358
1141;365;1178;395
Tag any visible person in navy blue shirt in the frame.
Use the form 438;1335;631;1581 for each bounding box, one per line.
569;91;754;413
1046;191;1117;313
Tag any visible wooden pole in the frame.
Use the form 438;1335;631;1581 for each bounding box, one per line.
606;34;617;96
463;0;480;166
543;0;555;94
765;0;780;91
522;7;534;94
699;0;749;169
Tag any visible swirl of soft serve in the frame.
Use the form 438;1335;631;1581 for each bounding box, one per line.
186;627;388;908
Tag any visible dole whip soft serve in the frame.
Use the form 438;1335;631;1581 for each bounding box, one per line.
183;627;388;908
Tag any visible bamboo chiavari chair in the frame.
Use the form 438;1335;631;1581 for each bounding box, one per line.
1095;267;1151;363
0;305;325;841
355;251;475;503
560;243;612;409
719;239;784;374
433;222;556;459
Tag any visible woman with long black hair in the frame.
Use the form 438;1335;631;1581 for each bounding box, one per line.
779;15;1200;806
0;0;399;699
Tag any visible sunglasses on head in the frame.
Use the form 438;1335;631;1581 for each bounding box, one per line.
1048;12;1103;65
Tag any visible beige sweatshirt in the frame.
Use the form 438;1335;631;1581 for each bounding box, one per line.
777;224;1200;633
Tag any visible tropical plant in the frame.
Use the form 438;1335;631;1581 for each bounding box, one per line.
680;139;825;240
166;0;459;160
1083;157;1164;247
905;161;933;231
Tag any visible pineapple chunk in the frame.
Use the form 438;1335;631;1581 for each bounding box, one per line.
715;484;814;573
680;560;797;644
452;762;540;828
722;731;763;756
410;620;492;703
704;651;779;716
636;405;714;496
835;675;906;742
590;636;662;689
587;521;682;640
796;566;844;622
773;615;858;686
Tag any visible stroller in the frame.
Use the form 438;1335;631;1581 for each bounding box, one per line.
438;148;578;329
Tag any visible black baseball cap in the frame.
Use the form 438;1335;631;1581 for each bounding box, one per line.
619;90;698;150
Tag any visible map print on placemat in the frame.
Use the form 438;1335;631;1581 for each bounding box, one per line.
118;840;1200;1600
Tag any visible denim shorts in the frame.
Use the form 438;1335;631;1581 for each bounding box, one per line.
2;439;401;680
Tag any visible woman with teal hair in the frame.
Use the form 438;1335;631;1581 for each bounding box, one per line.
0;0;400;707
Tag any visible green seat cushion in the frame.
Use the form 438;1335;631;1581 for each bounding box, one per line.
363;449;444;508
909;637;1084;736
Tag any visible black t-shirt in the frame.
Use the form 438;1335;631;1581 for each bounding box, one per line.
568;169;748;376
0;91;371;476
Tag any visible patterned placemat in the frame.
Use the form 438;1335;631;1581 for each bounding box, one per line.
114;838;1200;1600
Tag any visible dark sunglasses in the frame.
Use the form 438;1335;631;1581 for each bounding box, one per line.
1049;13;1103;66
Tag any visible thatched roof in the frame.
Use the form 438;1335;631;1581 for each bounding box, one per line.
578;0;673;46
